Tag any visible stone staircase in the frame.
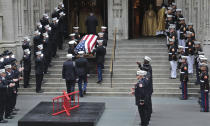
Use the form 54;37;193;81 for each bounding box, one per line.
19;37;199;97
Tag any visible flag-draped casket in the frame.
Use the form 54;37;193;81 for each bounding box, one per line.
74;34;98;54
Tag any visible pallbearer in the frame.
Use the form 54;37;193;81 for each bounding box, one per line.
101;26;108;40
62;54;76;100
75;51;89;97
93;40;106;83
73;27;81;41
180;56;188;100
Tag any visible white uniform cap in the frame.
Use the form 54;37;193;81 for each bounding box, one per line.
78;51;85;55
178;46;185;49
167;15;173;18
200;57;208;61
73;27;79;30
169;24;176;29
37;44;43;50
172;2;176;5
24;49;30;53
34;30;41;35
0;69;5;73
69;33;76;37
5;64;12;69
199;55;205;58
168;7;172;10
181;56;187;59
144;56;152;62
43;13;48;17
176;9;182;12
52;17;57;21
179;18;185;20
136;70;147;76
101;26;107;29
194;41;201;45
43;32;49;37
59;12;66;16
98;32;104;36
23;37;30;42
186;31;192;35
68;40;76;45
97;40;103;43
36;51;42;55
198;51;205;55
66;54;73;59
44;25;50;28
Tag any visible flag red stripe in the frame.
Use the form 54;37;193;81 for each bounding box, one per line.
87;35;95;53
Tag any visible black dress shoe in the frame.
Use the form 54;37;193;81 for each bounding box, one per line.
36;90;44;93
5;115;14;119
0;120;8;123
83;90;86;95
11;112;17;115
13;108;20;111
97;80;102;83
80;94;84;97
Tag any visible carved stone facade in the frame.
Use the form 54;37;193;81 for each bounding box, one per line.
108;0;129;40
0;0;62;60
0;0;210;59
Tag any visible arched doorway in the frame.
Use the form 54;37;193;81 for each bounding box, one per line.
64;0;108;35
129;0;164;39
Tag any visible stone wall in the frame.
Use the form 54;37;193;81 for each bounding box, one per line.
108;0;129;40
176;0;210;60
0;0;62;60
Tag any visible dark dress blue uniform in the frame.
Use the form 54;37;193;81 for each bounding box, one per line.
0;76;8;122
139;63;153;120
62;60;76;94
75;57;88;96
23;53;31;88
180;62;188;99
33;35;42;56
35;56;44;92
93;45;106;82
200;71;209;112
135;78;149;126
5;70;15;118
50;22;59;57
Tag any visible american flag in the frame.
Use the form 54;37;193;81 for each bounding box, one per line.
74;34;98;54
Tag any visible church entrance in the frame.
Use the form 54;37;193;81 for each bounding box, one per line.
64;0;108;35
129;0;164;39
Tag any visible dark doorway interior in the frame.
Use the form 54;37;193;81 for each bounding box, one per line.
64;0;108;35
129;0;159;39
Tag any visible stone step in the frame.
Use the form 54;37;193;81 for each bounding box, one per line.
28;77;196;83
31;64;170;69
19;82;199;88
31;69;172;74
30;73;172;78
17;87;199;93
17;92;199;97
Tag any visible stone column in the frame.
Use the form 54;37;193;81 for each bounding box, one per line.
0;14;3;41
108;0;129;40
